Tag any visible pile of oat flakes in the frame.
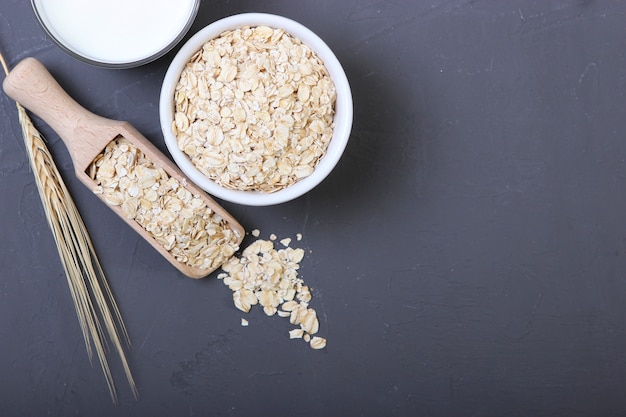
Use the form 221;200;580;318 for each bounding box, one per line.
172;25;336;193
218;230;326;349
88;137;240;271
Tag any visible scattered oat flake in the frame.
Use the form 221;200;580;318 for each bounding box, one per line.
289;329;304;339
241;318;249;326
310;336;327;350
280;238;291;247
296;233;302;241
251;229;260;237
269;234;277;241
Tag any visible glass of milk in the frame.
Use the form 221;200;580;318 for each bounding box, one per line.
31;0;200;68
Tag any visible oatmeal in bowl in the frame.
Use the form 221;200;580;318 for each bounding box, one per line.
160;13;353;206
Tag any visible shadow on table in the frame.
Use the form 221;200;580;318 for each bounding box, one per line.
305;53;435;218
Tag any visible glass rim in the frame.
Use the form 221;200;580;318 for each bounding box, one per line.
30;0;200;69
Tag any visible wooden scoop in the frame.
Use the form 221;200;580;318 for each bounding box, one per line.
3;57;244;279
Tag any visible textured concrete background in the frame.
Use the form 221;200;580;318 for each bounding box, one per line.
2;1;626;416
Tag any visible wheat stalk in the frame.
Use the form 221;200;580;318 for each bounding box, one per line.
0;53;137;403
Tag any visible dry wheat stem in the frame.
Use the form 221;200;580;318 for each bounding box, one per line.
0;53;137;402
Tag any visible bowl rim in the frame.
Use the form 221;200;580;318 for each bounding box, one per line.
159;12;353;206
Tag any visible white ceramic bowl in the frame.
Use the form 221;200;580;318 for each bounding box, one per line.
159;13;353;206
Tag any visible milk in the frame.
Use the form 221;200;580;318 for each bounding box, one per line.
33;0;197;65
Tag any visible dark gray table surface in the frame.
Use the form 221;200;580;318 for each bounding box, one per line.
2;1;626;416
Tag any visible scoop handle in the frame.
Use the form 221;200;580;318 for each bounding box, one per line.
2;57;120;170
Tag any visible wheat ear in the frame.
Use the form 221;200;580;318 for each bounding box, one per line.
0;53;137;403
